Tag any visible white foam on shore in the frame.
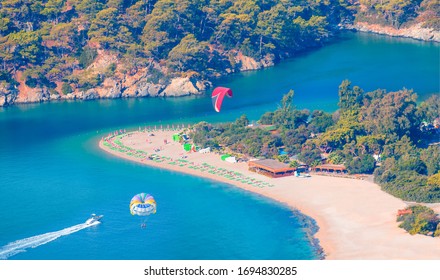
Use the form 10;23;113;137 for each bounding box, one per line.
0;221;100;260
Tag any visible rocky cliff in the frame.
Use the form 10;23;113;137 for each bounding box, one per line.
234;51;275;71
0;51;272;107
350;22;440;42
0;83;18;107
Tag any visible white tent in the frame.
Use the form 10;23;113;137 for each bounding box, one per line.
199;147;211;154
225;156;237;163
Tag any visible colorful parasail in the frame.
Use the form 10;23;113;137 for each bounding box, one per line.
211;87;233;112
130;193;157;216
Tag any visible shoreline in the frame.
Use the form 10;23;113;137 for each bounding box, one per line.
348;22;440;43
2;30;438;109
99;129;440;260
291;208;324;258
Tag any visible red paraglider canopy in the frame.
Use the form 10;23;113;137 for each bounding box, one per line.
211;87;233;112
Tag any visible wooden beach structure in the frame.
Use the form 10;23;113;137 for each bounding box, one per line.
312;164;347;174
248;159;295;178
397;209;413;217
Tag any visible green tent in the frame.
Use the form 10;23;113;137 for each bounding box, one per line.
172;134;181;142
221;154;231;161
183;143;192;151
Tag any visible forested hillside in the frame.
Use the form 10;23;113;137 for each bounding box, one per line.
357;0;439;29
353;0;440;41
0;0;354;106
0;0;438;107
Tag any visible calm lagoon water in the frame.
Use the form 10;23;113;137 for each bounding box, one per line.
0;32;438;259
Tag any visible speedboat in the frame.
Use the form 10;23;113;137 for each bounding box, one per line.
85;214;103;225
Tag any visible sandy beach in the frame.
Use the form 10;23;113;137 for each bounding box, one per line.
99;128;440;260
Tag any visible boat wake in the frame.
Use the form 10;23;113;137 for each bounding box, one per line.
0;221;100;260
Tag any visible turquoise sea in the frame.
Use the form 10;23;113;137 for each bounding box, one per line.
0;32;438;260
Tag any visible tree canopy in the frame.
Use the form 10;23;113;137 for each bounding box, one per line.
1;1;436;96
0;0;357;93
357;0;439;28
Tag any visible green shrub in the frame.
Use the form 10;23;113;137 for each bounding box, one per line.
147;67;166;84
328;152;344;164
428;173;440;187
397;205;439;236
298;147;322;166
25;77;38;88
78;47;98;69
0;71;19;86
434;223;440;237
346;154;375;174
276;154;290;163
106;63;117;76
61;82;73;95
289;160;300;168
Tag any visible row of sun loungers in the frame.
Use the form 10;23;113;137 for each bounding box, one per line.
103;132;274;188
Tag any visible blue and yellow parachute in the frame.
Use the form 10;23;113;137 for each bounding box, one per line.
129;193;157;216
